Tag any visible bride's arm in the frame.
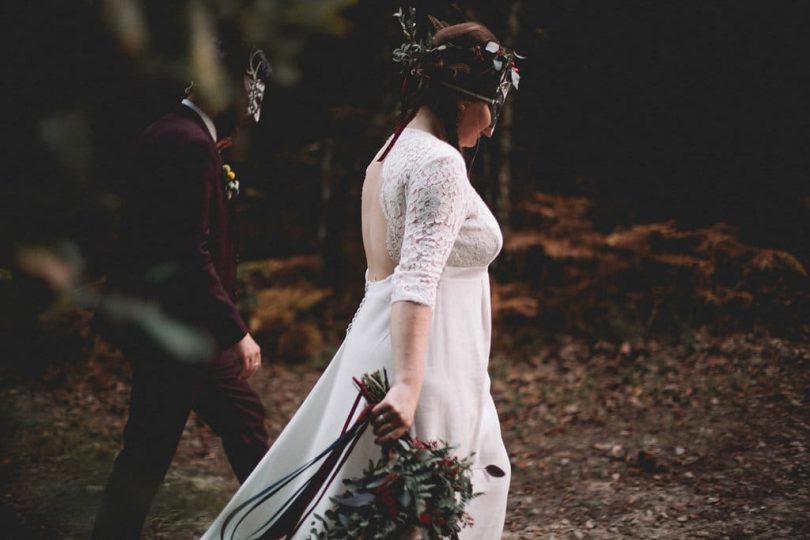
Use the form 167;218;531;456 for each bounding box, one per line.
371;153;467;444
372;301;431;444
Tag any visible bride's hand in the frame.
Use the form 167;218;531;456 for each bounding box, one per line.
370;382;419;445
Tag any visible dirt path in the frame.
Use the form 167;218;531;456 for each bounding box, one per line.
1;331;808;539
498;332;810;539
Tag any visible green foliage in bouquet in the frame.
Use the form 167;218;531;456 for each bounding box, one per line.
308;370;479;539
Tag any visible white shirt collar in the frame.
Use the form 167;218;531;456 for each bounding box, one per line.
181;98;217;142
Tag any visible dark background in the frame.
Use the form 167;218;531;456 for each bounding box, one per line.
1;0;807;324
1;3;808;536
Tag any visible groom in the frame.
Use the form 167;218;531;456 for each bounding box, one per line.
92;30;273;540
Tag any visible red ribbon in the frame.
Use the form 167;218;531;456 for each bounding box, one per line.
258;388;378;539
216;137;234;152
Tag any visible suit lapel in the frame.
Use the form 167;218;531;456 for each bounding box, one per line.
175;103;224;179
175;104;217;144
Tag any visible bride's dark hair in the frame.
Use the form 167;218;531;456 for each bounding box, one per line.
380;21;501;159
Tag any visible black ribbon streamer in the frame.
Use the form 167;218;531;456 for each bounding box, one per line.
219;382;378;540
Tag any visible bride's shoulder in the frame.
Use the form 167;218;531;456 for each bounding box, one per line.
389;129;465;175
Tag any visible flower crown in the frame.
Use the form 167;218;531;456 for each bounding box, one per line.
391;7;522;94
377;8;523;162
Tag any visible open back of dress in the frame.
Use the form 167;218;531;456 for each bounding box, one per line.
361;154;396;283
202;128;510;539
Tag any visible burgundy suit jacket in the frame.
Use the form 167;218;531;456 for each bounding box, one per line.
117;105;247;349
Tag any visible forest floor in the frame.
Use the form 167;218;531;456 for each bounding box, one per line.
1;328;809;539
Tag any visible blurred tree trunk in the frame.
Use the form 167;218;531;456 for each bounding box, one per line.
318;136;334;246
497;100;514;235
319;136;346;286
495;0;522;235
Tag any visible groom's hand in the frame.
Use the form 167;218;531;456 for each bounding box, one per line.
229;333;262;379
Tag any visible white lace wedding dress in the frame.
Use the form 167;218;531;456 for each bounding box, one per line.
202;127;510;539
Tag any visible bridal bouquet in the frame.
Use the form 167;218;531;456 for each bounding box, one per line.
219;370;480;540
308;371;479;540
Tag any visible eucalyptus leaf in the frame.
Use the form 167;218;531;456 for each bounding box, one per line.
332;492;376;507
511;70;521;89
366;476;388;488
399;488;412;508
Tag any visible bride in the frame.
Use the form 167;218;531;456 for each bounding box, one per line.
203;14;519;540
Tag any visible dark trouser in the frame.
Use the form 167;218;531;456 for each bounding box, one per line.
91;351;268;540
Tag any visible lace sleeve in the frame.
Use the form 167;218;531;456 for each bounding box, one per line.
391;154;468;308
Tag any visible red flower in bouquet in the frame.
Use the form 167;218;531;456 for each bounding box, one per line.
220;369;485;540
308;370;481;539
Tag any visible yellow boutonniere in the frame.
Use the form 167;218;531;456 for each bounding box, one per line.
222;164;239;200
